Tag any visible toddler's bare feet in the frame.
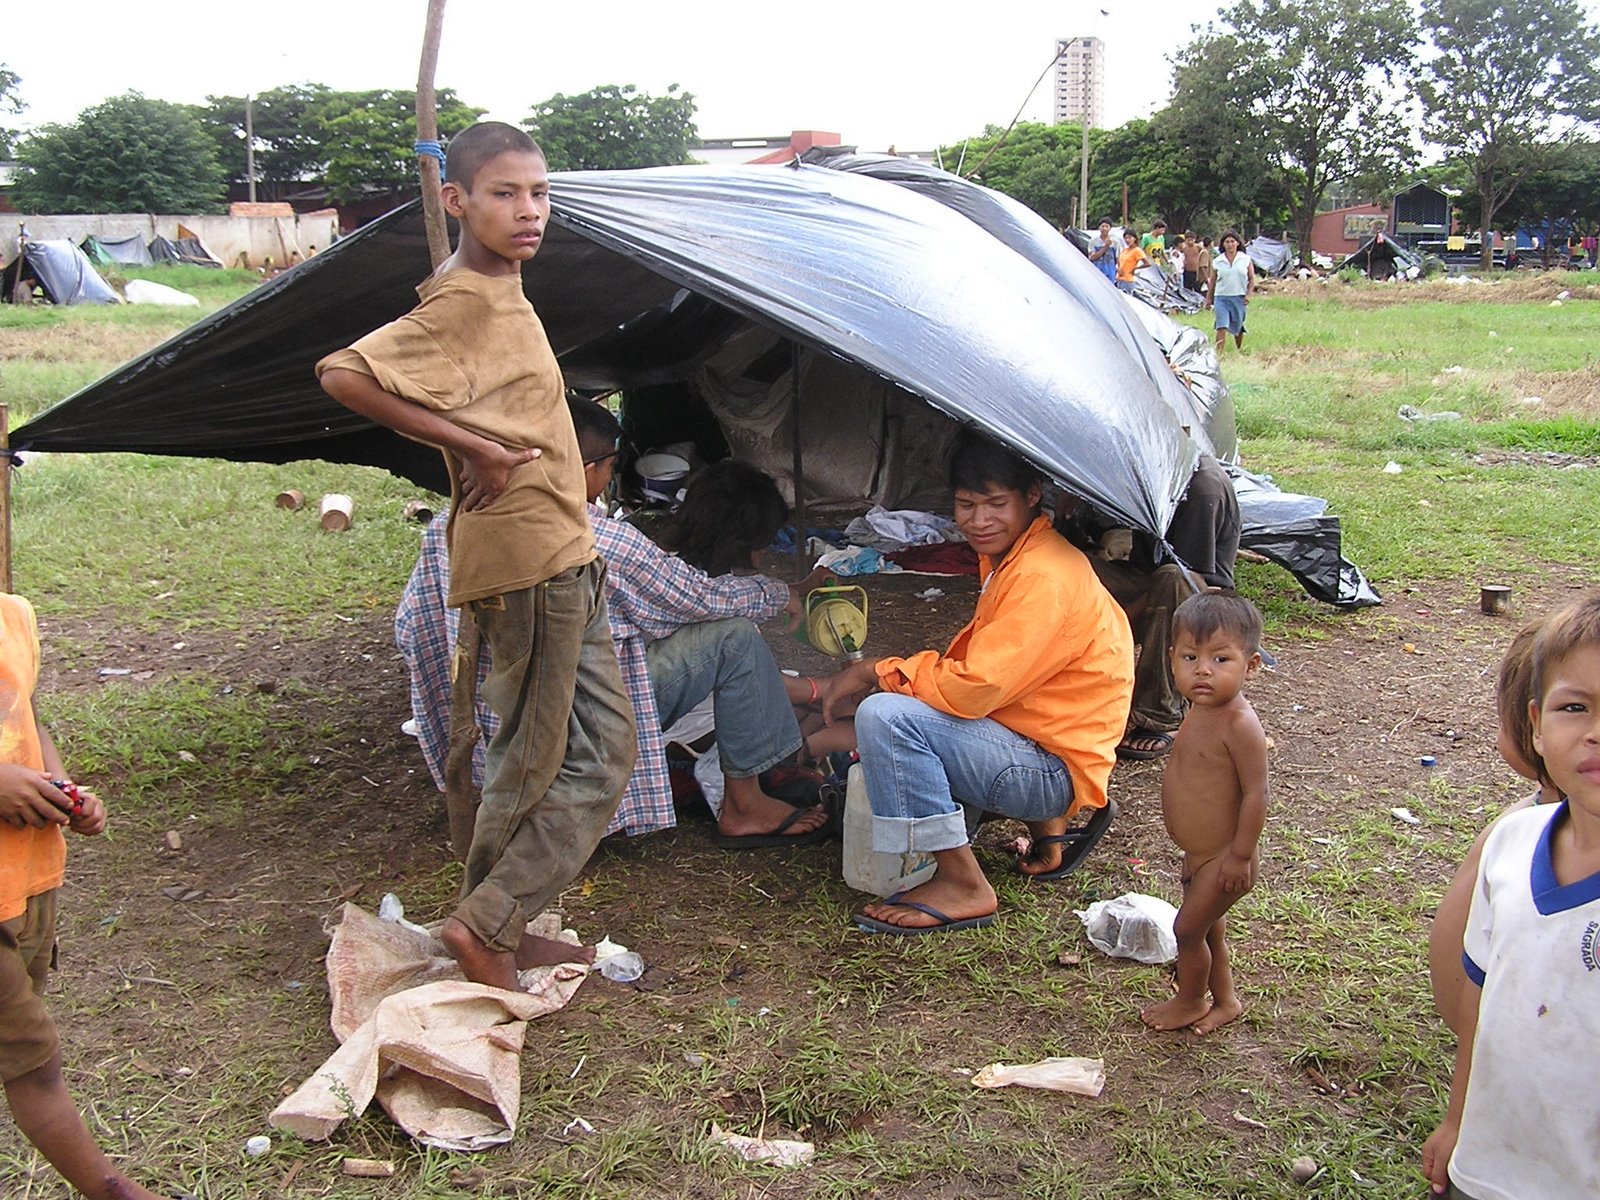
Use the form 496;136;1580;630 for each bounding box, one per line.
440;916;520;991
514;931;594;969
1191;996;1244;1035
1141;994;1212;1031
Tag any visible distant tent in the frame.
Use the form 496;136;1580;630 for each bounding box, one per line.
2;240;121;306
1337;232;1421;281
81;234;155;267
148;229;222;268
1245;237;1292;278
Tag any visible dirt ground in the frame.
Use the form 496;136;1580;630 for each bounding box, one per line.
15;553;1596;1196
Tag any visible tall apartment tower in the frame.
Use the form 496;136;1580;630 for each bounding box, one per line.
1053;36;1106;128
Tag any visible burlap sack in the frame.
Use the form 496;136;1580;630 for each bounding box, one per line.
270;903;587;1150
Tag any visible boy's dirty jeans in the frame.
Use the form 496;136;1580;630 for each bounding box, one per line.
646;617;803;778
455;558;636;953
854;692;1072;854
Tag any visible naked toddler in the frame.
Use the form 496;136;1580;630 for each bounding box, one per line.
1141;592;1267;1035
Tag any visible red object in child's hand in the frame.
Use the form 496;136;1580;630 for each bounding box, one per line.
50;779;85;814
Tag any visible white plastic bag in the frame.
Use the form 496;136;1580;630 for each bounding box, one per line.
1074;892;1178;964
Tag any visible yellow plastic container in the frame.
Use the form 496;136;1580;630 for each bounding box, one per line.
804;585;868;659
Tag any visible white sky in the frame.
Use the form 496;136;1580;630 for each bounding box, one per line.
7;1;1220;153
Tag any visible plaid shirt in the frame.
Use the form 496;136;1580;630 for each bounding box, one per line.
395;508;790;836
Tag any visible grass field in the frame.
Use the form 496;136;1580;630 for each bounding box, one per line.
0;270;1596;1198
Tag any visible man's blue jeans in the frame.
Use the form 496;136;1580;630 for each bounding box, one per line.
855;692;1073;853
647;617;802;778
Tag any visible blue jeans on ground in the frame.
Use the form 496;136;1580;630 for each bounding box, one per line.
646;617;802;778
855;692;1073;854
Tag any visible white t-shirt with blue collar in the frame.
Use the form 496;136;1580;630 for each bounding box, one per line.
1452;801;1600;1200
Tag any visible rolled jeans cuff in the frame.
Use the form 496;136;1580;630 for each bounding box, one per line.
870;810;969;855
452;880;526;954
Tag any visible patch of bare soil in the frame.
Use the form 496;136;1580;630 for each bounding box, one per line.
1262;273;1600;307
1469;448;1600;470
15;561;1598;1195
1502;370;1600;419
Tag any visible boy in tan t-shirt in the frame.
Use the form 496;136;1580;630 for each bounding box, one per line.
319;122;635;989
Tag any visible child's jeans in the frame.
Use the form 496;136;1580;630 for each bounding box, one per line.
454;559;636;953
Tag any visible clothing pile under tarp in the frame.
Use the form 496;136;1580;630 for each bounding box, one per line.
1245;237;1293;279
13;161;1376;606
81;234;155;267
1337;233;1422;281
1;240;120;306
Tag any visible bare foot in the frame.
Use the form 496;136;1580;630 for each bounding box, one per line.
1141;994;1213;1031
515;931;594;969
858;873;997;931
440;916;520;990
1191;996;1244;1035
1016;814;1070;877
717;787;828;840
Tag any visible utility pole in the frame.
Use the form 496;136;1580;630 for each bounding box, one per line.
245;93;257;203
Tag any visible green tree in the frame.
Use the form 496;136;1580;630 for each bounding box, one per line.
1178;0;1417;263
196;87;482;202
1419;0;1600;267
525;84;697;171
1491;139;1600;263
192;84;340;189
13;91;225;213
298;88;482;202
0;63;24;158
937;122;1100;228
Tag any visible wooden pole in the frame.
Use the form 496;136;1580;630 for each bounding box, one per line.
416;0;451;268
789;342;807;582
414;0;478;859
0;404;11;594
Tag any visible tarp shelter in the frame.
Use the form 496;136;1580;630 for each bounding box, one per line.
1337;232;1421;281
81;234;154;267
13;163;1375;605
148;230;222;268
1245;237;1293;279
2;239;120;306
806;156;1227;460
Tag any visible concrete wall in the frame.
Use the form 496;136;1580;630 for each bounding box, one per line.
2;211;341;268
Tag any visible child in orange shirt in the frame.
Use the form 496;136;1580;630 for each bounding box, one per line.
0;593;164;1198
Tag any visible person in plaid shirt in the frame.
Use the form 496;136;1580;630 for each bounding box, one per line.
399;399;832;847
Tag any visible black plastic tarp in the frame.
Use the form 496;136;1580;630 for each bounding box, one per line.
1337;232;1421;280
1245;237;1293;278
148;235;222;268
1234;471;1381;607
802;151;1230;463
17;164;1201;537
2;240;120;306
1127;263;1206;314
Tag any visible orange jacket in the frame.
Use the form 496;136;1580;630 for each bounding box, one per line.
875;517;1133;813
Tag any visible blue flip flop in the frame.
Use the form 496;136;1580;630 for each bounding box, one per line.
853;891;997;936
